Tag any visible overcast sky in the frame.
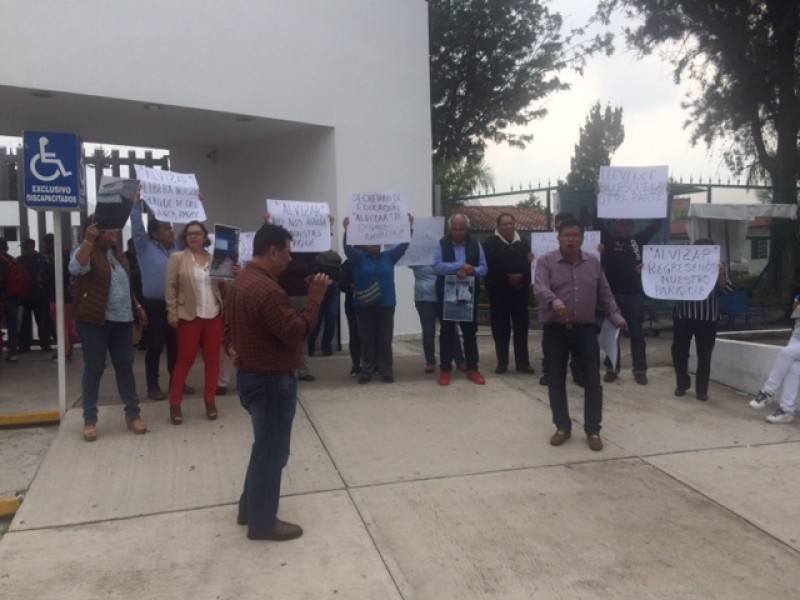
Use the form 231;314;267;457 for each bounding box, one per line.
481;1;736;196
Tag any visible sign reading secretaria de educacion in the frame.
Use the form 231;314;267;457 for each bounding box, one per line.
641;244;720;300
347;191;410;246
134;164;206;223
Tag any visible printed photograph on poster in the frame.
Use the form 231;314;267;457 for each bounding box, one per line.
210;224;240;279
95;176;138;230
442;275;475;321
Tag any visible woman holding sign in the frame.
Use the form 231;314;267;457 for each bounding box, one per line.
165;221;225;424
343;214;413;383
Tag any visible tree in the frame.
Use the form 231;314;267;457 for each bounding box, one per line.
564;102;624;188
434;157;494;202
516;193;544;210
429;0;613;168
596;1;800;206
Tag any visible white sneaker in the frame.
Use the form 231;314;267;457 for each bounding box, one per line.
749;391;773;410
766;408;795;424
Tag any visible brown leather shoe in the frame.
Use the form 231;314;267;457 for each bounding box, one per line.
205;402;218;420
83;423;98;442
247;519;303;541
587;434;603;451
550;429;571;446
170;405;183;425
603;372;617;383
126;416;147;435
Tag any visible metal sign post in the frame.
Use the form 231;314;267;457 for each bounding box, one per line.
22;131;84;419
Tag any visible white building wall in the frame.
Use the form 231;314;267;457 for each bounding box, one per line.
0;0;432;339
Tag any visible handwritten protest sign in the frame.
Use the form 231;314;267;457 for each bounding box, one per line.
347;192;410;246
266;199;331;252
530;231;600;281
394;216;444;266
642;245;720;300
134;165;206;223
597;165;668;219
238;231;255;265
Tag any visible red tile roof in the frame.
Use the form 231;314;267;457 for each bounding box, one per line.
455;206;549;232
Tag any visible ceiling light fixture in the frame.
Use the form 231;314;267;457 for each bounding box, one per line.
144;104;164;111
31;90;54;98
235;115;252;122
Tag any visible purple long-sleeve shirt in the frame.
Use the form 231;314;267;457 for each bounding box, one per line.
534;249;624;327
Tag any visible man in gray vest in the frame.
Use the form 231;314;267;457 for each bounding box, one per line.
433;213;488;386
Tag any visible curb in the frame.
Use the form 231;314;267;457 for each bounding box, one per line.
0;410;61;428
0;495;21;518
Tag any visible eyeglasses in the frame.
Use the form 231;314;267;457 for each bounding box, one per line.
186;231;204;238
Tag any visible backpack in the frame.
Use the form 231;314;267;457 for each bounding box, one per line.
1;255;31;299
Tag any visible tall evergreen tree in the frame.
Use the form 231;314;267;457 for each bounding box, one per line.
565;102;625;188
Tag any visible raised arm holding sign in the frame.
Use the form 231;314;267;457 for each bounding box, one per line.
134;164;206;223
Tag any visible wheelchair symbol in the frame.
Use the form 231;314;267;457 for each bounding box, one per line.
29;136;73;182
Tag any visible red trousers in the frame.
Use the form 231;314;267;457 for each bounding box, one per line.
169;315;224;406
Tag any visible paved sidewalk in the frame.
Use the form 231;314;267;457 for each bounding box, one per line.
1;332;800;598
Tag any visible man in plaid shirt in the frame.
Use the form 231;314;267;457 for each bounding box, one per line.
225;223;330;541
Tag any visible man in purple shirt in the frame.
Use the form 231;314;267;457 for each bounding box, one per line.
534;218;626;451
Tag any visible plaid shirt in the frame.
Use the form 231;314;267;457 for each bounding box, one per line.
224;261;320;374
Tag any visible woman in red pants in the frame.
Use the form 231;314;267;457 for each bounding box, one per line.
165;221;224;424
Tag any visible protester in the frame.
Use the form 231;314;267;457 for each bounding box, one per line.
17;238;52;353
69;217;148;442
225;222;330;541
343;214;413;383
749;294;800;424
132;193;191;399
599;217;664;385
339;257;362;376
482;212;534;374
534;218;626;451
671;239;732;401
539;212;584;386
307;250;342;357
125;238;146;350
0;238;22;362
434;213;488;386
410;264;466;373
165;221;225;424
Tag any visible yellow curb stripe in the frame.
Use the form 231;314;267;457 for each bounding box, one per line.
0;410;61;428
0;496;21;518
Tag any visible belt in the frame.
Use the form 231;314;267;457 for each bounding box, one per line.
544;322;595;330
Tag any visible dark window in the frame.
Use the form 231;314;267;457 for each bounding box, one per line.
751;238;769;260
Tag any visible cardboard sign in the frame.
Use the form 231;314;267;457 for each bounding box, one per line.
95;176;137;230
347;191;410;245
641;245;720;300
266;199;331;252
134;164;206;223
394;216;445;266
598;165;668;219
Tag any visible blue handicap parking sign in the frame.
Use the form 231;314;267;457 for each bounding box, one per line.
23;131;85;211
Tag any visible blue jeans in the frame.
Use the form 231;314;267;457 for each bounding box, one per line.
76;320;140;425
308;282;340;355
543;323;603;434
415;301;465;367
604;292;647;374
237;371;297;535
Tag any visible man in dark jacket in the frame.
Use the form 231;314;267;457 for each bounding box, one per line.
17;238;52;352
599;218;663;385
482;213;535;374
